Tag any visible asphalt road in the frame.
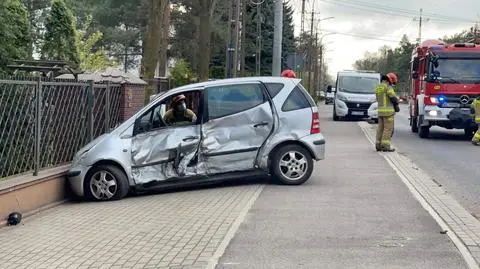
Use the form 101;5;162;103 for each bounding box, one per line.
215;104;467;269
388;105;480;219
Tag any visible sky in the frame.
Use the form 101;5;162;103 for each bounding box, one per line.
288;0;480;78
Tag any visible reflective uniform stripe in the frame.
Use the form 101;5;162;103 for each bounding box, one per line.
474;99;480;124
376;83;396;117
473;132;480;143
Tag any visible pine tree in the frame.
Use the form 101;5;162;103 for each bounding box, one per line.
0;0;32;69
41;0;79;64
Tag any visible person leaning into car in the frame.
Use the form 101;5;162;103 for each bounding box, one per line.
163;94;197;126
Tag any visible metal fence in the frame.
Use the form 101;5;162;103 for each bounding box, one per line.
0;76;123;179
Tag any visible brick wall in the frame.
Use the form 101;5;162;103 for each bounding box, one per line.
120;84;146;122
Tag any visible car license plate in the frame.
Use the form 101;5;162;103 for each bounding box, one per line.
351;111;364;116
443;103;460;108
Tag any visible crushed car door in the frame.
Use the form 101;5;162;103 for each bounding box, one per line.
202;82;274;175
131;92;204;184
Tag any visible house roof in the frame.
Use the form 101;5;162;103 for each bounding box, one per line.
56;67;147;85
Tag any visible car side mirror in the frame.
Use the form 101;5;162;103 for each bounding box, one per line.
412;71;419;80
412;57;420;72
327;85;332;93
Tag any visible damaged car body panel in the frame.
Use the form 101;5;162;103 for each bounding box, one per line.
201;82;275;175
130;89;207;185
131;124;204;184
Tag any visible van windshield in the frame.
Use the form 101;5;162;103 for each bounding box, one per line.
338;76;379;94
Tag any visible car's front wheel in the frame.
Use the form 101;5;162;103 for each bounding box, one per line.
271;145;313;185
84;165;129;201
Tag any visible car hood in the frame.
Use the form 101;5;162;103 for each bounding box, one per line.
74;133;109;157
337;91;376;103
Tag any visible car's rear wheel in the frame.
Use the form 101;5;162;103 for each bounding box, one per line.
84;165;129;201
271;145;313;185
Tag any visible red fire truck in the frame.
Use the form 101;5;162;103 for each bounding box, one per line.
409;40;480;138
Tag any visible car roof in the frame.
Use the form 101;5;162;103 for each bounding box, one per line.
168;77;301;94
337;71;380;78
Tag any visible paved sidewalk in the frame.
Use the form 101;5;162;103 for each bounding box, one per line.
216;105;468;269
0;184;263;269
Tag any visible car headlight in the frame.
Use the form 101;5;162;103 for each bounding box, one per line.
337;95;348;102
72;150;88;165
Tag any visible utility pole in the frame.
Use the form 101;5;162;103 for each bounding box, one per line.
272;0;283;76
232;0;241;77
313;32;319;99
301;0;306;34
256;4;262;76
241;1;246;76
225;0;234;78
414;8;429;44
418;8;423;44
307;5;315;92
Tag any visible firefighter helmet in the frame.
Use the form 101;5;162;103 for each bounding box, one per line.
172;94;186;105
281;69;296;78
386;72;398;85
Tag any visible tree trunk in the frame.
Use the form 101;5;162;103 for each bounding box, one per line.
157;2;170;78
198;13;212;81
141;0;169;102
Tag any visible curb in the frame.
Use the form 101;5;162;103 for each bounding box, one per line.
359;121;480;269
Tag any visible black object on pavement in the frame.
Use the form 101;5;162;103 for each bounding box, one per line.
7;212;22;226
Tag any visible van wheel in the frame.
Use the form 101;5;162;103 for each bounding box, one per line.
271;145;313;185
333;106;340;121
84;165;129;201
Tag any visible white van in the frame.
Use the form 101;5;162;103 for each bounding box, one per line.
332;70;380;121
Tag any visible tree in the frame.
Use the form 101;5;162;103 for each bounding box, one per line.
41;0;79;64
0;0;32;69
353;35;415;95
67;0;149;71
197;0;218;81
170;59;196;87
141;0;169;102
76;15;118;72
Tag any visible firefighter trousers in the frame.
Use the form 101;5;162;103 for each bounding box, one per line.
376;116;395;150
473;125;480;146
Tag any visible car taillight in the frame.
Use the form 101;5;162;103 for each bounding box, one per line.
311;112;320;134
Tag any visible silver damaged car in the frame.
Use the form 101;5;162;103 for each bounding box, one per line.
67;77;326;201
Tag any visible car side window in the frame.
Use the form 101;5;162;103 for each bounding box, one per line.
207;83;266;120
265;83;284;98
282;86;311;112
133;90;201;135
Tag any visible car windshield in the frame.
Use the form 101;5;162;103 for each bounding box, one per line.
430;58;480;83
338;76;379;94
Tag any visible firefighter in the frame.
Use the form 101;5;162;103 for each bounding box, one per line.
375;72;400;152
472;97;480;146
163;94;197;126
281;69;296;78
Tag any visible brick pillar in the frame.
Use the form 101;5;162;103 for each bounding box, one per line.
119;84;146;122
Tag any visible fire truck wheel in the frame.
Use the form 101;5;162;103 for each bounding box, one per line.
465;128;476;140
410;116;418;133
418;116;430;138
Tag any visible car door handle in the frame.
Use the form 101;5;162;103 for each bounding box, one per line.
183;136;199;142
253;122;269;128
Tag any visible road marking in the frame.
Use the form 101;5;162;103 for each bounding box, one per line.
206;184;265;269
359;121;480;269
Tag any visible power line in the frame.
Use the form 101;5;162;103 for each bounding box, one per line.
318;0;477;23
